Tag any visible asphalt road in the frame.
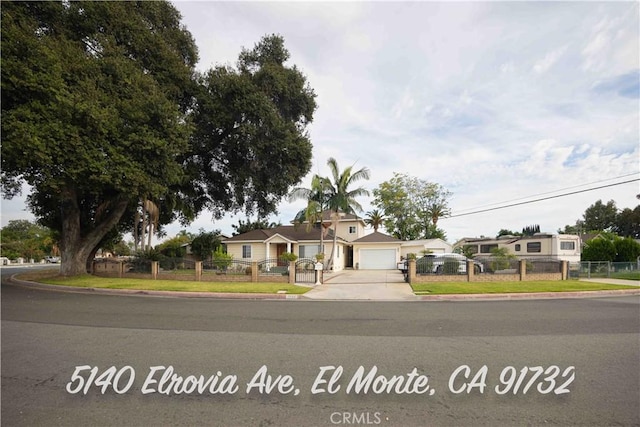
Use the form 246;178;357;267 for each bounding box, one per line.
2;269;639;427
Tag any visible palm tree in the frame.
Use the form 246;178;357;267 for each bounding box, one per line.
323;158;370;270
289;174;331;266
365;209;384;232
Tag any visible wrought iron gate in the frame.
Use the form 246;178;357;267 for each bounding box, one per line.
295;258;317;283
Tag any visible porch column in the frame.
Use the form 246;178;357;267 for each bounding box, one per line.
286;242;291;253
265;243;270;271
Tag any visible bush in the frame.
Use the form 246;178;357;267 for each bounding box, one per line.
212;248;233;270
279;252;298;262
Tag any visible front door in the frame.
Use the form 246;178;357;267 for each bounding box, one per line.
276;243;287;266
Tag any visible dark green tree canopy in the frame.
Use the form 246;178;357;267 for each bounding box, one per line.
582;200;618;232
1;3;316;276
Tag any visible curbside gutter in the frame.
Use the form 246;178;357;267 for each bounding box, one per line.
417;288;640;301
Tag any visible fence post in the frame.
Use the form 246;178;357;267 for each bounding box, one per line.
519;260;527;281
561;261;568;280
195;261;202;281
119;261;124;278
408;259;416;284
151;261;158;280
289;261;296;284
252;261;258;283
467;260;475;282
607;261;611;278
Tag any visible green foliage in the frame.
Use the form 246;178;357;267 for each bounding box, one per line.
442;257;460;274
489;247;516;271
232;219;280;235
521;225;540;236
190;230;222;261
157;235;189;258
613;237;640;262
497;229;522;237
614;206;640;239
279;252;298;262
0;220;56;260
212;248;233;270
188;34;316;219
365;209;385;232
581;238;616;262
321;157;370;270
583;200;618;232
372;173;451;240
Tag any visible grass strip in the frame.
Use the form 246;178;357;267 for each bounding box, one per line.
411;280;638;295
17;272;310;294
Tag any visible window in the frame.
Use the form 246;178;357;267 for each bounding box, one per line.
527;242;541;253
480;244;498;253
560;241;575;250
299;245;321;258
349;226;356;234
515;244;521;252
242;245;252;258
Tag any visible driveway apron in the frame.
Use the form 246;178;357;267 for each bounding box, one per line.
302;269;416;300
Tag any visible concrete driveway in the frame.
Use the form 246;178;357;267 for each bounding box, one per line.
303;269;416;300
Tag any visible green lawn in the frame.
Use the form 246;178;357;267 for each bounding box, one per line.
19;273;310;294
411;280;639;295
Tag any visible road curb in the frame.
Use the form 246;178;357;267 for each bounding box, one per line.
417;288;640;301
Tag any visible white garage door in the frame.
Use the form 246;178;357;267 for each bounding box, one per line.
359;249;396;270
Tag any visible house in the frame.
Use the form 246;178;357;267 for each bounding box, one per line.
454;233;581;263
400;239;453;258
224;211;461;270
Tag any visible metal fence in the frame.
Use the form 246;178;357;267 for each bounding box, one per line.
571;261;640;279
203;259;252;275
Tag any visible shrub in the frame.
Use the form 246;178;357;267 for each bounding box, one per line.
279;252;298;262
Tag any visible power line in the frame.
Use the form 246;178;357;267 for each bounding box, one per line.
446;178;639;219
453;172;639;214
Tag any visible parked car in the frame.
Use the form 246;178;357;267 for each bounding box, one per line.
405;253;483;275
44;256;60;263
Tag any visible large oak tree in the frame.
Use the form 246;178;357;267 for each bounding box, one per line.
2;2;316;275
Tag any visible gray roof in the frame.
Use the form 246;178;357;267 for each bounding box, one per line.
223;225;339;243
352;232;401;243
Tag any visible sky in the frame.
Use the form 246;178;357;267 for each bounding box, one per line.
1;1;639;244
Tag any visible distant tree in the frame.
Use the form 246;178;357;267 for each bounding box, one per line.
521;225;540;236
190;230;222;261
614;206;640;239
558;221;584;235
0;220;55;261
232;219;281;235
365;209;385;232
497;229;522;237
373;173;451;240
583;200;618;232
111;240;131;257
157;232;191;258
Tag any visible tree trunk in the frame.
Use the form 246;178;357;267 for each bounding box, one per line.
326;213;340;270
59;190;129;276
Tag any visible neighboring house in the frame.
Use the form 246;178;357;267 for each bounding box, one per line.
400;239;453;258
454;234;581;262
